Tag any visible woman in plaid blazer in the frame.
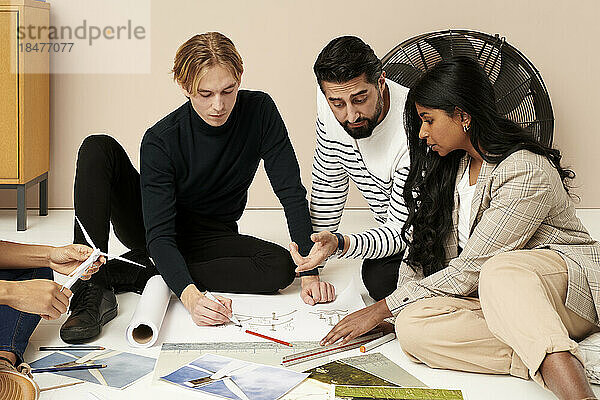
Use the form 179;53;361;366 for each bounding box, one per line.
320;56;600;399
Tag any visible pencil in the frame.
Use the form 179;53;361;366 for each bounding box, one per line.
244;329;292;347
32;364;107;373
359;332;396;353
204;291;243;327
39;345;105;351
40;381;84;392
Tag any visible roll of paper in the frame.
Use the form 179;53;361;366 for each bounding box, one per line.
126;275;172;348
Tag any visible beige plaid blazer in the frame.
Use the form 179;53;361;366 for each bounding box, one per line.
386;150;600;326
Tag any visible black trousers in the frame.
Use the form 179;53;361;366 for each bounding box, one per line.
177;218;295;294
73;134;294;293
361;252;404;301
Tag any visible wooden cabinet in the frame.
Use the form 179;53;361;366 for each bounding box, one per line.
0;0;49;230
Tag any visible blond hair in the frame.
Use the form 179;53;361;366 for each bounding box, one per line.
173;32;243;95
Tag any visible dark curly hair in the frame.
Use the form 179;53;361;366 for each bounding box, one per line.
402;56;574;277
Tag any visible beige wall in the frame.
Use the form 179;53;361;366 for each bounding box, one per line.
2;0;599;209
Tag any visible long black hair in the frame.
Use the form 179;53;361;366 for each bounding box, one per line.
402;56;574;277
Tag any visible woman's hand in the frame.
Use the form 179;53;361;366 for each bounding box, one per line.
320;299;393;346
1;280;72;320
48;244;105;280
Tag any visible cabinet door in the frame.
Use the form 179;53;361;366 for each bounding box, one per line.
0;10;19;179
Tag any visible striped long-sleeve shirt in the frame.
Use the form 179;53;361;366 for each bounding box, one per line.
310;79;411;260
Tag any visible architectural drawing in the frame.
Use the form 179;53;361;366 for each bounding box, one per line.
308;309;349;326
235;310;298;331
159;278;365;343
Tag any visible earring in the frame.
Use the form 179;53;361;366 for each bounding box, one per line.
463;124;469;132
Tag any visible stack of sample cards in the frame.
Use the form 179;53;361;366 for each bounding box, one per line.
304;353;426;388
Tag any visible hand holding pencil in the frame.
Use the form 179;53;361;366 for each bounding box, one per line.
180;284;234;326
204;291;293;347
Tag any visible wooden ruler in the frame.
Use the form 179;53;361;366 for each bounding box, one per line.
280;332;383;366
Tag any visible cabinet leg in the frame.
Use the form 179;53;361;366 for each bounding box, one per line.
17;185;27;231
39;178;48;216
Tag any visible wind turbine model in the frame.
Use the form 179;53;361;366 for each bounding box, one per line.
61;216;149;291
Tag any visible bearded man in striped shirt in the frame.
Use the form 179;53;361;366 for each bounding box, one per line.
289;36;410;301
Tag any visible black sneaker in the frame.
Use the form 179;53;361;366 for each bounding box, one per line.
60;281;117;344
105;249;158;294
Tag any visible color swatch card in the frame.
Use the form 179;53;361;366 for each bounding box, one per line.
337;353;426;388
334;385;464;400
161;353;309;400
305;360;395;387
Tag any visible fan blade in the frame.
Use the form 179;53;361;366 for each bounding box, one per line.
66;257;93;278
424;34;477;60
223;377;251;400
99;252;148;268
75;215;97;250
384;63;423;88
493;55;531;115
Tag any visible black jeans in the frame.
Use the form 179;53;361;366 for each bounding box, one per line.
73;135;146;288
177;217;295;294
74;134;294;293
361;252;404;301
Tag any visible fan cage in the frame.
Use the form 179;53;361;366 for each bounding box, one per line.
382;29;554;146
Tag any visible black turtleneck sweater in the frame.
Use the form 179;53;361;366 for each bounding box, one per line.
140;90;315;297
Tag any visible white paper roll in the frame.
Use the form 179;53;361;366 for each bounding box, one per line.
126;275;172;348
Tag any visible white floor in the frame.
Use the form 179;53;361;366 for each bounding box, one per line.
2;208;600;400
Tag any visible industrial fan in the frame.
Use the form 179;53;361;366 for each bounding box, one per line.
381;30;554;146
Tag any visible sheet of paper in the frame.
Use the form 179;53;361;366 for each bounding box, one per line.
160;278;365;343
161;353;309;400
280;378;330;400
29;349;156;389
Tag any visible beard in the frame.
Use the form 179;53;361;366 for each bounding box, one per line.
341;89;384;139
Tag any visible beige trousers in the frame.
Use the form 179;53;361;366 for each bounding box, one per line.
394;249;599;387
